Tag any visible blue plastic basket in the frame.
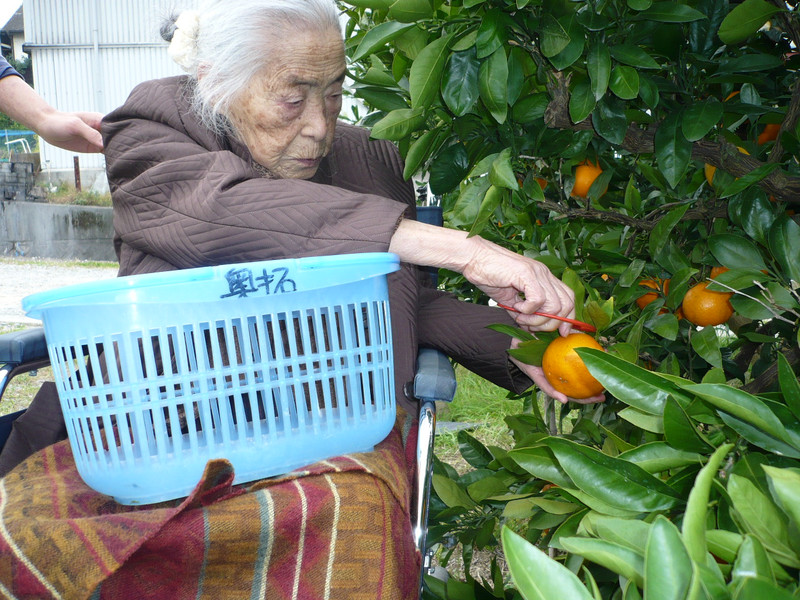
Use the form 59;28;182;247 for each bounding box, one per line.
23;253;399;505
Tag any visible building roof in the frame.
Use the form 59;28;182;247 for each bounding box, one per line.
0;3;23;32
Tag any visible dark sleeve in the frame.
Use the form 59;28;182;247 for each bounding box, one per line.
417;287;534;394
0;56;21;81
102;79;408;271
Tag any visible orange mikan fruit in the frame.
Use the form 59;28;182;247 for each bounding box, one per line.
542;333;605;399
572;160;606;199
681;281;734;326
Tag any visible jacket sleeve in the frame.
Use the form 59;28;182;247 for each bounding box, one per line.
416;286;534;394
102;79;408;271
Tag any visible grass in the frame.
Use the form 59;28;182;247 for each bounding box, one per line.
44;182;112;207
434;365;526;473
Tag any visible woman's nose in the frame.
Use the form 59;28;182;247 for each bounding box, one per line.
301;103;329;141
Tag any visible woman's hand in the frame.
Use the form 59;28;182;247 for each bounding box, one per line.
463;236;575;335
509;339;606;405
389;219;576;335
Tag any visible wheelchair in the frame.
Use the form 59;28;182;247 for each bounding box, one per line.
0;276;456;598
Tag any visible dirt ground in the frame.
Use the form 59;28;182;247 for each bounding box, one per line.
0;258;118;327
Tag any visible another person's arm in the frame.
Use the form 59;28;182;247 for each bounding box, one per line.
0;59;103;153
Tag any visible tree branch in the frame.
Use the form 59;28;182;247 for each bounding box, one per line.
743;346;800;395
544;77;800;205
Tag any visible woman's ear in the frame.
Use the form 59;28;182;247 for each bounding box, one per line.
196;63;209;81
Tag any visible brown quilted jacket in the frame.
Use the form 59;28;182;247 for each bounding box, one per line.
102;76;532;409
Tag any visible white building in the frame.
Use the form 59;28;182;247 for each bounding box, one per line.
20;0;196;183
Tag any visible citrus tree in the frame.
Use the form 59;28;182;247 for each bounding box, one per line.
338;0;800;598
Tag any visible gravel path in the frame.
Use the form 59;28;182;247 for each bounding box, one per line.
0;258;118;327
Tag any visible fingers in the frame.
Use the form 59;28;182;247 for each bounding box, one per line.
510;347;606;406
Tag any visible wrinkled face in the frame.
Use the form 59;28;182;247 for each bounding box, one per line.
227;27;345;179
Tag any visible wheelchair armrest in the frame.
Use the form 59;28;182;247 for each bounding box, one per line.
0;327;48;364
412;347;457;404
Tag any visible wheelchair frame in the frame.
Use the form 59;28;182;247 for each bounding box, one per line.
0;326;456;598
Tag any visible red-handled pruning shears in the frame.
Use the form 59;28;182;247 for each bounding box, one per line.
497;303;597;333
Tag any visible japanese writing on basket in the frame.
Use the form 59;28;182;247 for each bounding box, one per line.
221;267;297;298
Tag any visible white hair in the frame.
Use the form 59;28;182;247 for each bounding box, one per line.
162;0;341;134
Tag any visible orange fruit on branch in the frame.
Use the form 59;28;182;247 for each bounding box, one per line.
542;333;605;399
636;278;670;311
758;123;781;145
681;281;734;326
571;160;606;199
710;266;729;279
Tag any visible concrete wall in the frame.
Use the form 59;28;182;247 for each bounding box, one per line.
0;161;35;201
0;201;115;261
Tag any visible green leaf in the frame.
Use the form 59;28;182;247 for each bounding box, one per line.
690;326;723;369
731;534;775;583
637;2;707;23
569;80;596;124
489;148;519;190
548;15;585;71
582;513;651;553
644;516;693;600
739;193;777;247
475;9;504;58
618;407;664;433
559;537;645;587
428;142;470;195
458;429;494;469
768;214;800;285
545;437;683;512
512;93;549;123
369;107;425;140
618;442;703;473
654;112;691;188
718;0;782;45
403;126;442;180
685;383;793;444
593;97;628;144
509;338;551;366
639;75;660;108
352;21;416;61
763;465;800;531
432;473;476;508
587;41;611;100
778;353;800;422
479;47;508;124
628;0;652;9
682;444;734;564
681;99;723;142
609;44;661;69
539;13;571;57
718;53;783;74
502;527;595;600
387;0;433;22
718;163;781;199
720;412;800;458
732;578;797;600
708;233;767;271
508;446;576;488
468;184;505;236
728;474;800;568
650;204;690;257
409;34;453;109
449;176;490;227
663;396;715;453
579;347;690;415
609;65;640;100
442;47;480;116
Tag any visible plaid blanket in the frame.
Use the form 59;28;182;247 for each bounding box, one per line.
0;413;419;600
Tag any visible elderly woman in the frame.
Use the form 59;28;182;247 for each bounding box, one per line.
0;1;600;599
